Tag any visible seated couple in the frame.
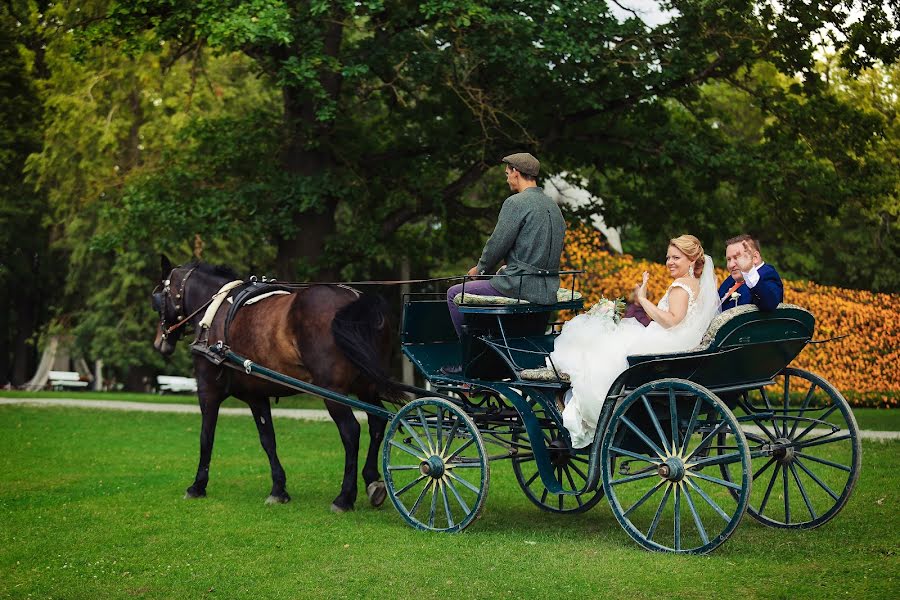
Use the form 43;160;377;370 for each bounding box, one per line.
446;152;783;448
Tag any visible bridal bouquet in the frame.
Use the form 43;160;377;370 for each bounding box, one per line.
586;296;626;323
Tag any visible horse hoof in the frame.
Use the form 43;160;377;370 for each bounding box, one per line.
265;494;291;505
330;502;353;514
184;489;206;500
367;481;387;508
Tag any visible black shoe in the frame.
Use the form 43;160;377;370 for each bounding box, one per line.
440;364;463;375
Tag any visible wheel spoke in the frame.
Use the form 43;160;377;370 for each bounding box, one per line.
394;474;428;497
758;460;781;514
794;457;841;501
387;464;422;471
443;415;461;457
441;480;454;528
646;484;673;541
399;418;430;455
684;419;729;463
389;439;425;461
408;479;432;518
738;395;778;441
794;405;838;441
610;470;660;486
789;382;818;439
436;407;444;454
789;462;817;521
673;483;682;551
445;477;471;515
680;398;702;456
782;465;791;525
523;469;540;488
792;432;852;451
642;395;671;455
752;457;777;481
563;464;579;494
685;469;743;492
794;451;852;472
428;479;438;528
568;460;589;482
687;451;743;470
609;445;663;465
416;408;436;454
621;415;667;459
783;375;791;439
685;477;732;523
669;388;680;455
682;483;709;546
623;479;666;517
445;469;480;495
445;436;476;463
760;388;781;437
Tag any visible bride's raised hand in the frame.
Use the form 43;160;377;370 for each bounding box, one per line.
637;271;650;300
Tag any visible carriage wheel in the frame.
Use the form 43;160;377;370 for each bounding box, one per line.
602;379;751;554
718;368;861;529
383;398;489;533
511;417;604;514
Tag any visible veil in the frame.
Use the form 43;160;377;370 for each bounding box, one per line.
693;254;721;330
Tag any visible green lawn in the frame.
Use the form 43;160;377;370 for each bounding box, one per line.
3;389;899;430
0;406;897;599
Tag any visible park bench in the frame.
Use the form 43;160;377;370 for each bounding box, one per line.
157;375;198;394
48;370;89;390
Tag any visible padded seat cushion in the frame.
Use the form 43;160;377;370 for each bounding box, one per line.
519;367;570;382
453;288;582;306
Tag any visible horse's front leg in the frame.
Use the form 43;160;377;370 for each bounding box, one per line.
324;399;361;512
359;389;388;508
185;390;224;499
248;398;290;505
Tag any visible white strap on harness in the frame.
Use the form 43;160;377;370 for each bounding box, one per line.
199;280;245;329
244;290;290;305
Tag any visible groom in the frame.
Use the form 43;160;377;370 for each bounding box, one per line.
718;234;783;311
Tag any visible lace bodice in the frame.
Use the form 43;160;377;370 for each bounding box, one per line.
658;281;698;320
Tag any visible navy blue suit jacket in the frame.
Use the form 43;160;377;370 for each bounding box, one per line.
718;263;783;311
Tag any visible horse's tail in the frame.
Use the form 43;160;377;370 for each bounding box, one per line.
331;293;407;401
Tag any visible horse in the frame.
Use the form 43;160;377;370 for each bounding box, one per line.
151;254;398;512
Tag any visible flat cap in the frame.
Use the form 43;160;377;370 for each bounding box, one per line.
502;152;540;177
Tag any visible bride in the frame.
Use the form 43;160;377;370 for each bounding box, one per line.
550;234;721;448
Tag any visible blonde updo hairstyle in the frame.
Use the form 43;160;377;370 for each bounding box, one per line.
669;234;705;278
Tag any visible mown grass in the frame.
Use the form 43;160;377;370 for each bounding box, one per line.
2;389;899;430
1;406;897;599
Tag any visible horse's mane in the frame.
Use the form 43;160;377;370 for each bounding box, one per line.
186;260;241;281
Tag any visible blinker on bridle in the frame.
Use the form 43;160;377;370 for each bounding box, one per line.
154;267;211;339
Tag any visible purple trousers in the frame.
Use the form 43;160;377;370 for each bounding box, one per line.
446;280;506;338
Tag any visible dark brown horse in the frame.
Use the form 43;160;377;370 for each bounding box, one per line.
151;255;397;512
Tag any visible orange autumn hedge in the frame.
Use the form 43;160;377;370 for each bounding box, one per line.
562;223;899;408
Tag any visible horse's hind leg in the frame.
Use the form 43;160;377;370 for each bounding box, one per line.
248;398;290;505
324;399;361;513
186;392;224;499
359;389;388;508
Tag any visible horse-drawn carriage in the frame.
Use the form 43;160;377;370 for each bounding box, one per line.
153;261;860;554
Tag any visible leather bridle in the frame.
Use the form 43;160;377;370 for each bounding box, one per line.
152;267;211;340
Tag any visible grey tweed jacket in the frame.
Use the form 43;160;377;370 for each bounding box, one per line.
476;186;567;304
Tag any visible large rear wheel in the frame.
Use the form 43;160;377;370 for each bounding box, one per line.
602;379;751;554
719;368;861;529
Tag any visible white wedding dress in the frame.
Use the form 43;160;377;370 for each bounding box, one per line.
550;255;721;448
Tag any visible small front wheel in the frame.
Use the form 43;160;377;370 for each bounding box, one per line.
383;398;489;532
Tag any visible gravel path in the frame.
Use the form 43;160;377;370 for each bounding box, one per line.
2;397;898;441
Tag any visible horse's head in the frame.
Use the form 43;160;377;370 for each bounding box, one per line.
152;254;198;355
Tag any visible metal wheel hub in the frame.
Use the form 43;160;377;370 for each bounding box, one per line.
548;439;571;467
419;455;445;478
657;457;686;482
770;437;796;464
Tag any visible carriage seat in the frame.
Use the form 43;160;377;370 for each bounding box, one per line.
517;303;812;382
452;288;581;305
